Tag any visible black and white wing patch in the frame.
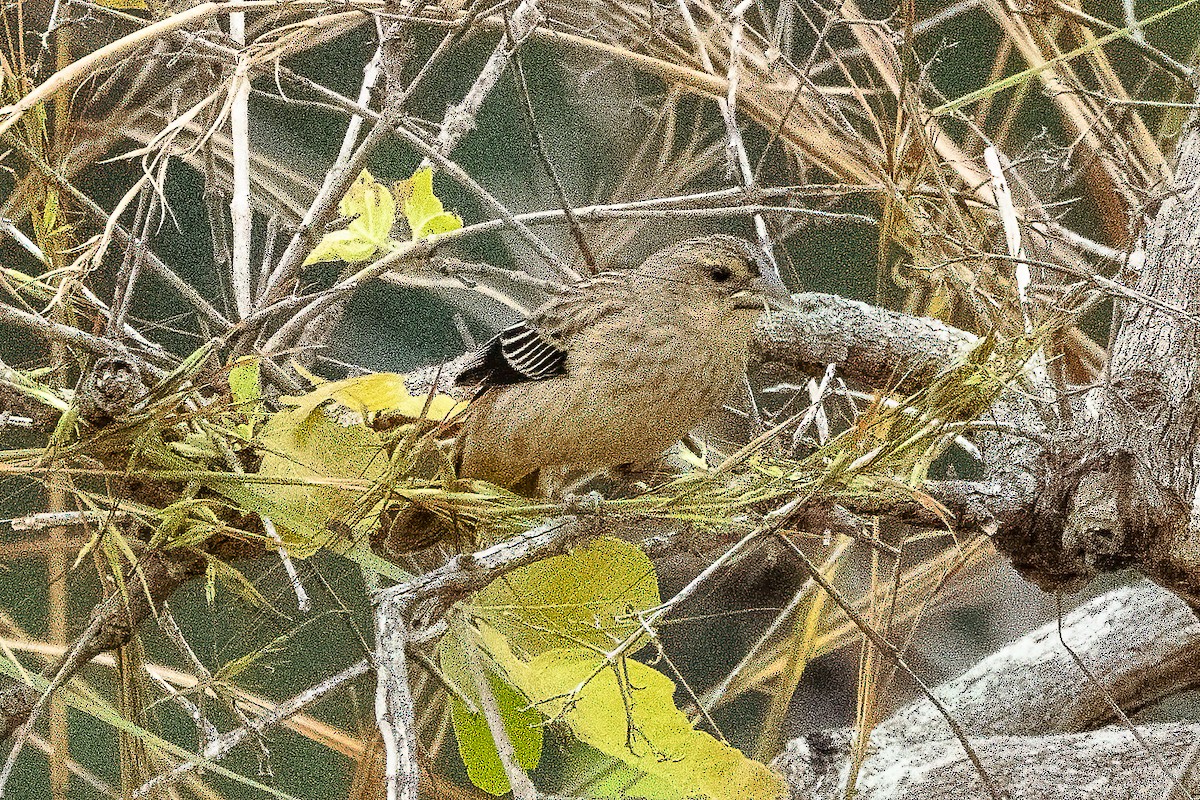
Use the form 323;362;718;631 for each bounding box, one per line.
455;320;568;387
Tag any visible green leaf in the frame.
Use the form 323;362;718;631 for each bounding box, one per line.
244;406;389;557
0;357;70;412
470;537;661;658
394;167;463;240
228;356;264;439
486;638;785;800
41;188;59;232
441;624;543;795
341;539;412;582
304;170;397;264
554;743;686;800
147;498;225;549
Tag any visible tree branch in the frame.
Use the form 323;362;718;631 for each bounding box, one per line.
777;723;1200;800
776;581;1200;800
0;549;204;741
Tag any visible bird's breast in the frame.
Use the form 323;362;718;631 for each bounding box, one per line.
559;313;748;451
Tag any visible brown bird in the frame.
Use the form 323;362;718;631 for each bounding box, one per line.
453;235;792;489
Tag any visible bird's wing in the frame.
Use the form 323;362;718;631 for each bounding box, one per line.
454;277;628;388
455;319;568;387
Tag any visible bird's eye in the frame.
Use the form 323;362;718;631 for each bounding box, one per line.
711;264;732;283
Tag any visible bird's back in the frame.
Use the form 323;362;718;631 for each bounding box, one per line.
456;273;751;487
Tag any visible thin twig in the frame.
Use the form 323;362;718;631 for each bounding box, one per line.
677;0;782;277
229;10;252;319
1050;0;1192;80
259;120;390;306
508;17;595;271
432;0;541;157
107;184;155;339
133;659;372;797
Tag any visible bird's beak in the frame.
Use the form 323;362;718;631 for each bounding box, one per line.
732;272;795;312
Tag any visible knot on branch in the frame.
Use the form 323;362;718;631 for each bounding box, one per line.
993;447;1103;592
997;436;1163;595
563;490;604;516
0;682;38;741
79;356;146;425
1111;368;1168;408
0;682;37;720
87;599;139;654
1063;471;1125;569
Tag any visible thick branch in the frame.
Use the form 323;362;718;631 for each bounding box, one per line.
776;581;1200;800
1087;112;1200;601
776;723;1200;800
950;112;1200;603
877;580;1200;743
752;293;976;392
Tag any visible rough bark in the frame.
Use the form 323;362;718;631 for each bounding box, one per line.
1087;114;1200;602
753;293;977;391
777;724;1200;800
775;581;1200;799
943;113;1200;605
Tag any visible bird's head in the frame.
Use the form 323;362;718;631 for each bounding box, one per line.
638;234;794;316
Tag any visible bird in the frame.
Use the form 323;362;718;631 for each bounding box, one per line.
451;235;793;489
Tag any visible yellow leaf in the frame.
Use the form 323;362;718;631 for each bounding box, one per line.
418;212;463;238
248;406;389;557
304;170;397;264
92;0;149;9
290;361;323;387
480;629;786;800
282;372;467;423
470;537;661;658
304;230;380;265
394;167;463;241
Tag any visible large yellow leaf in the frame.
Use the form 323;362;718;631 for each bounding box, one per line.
470;537;660;658
393;167;463;240
304;170;396;264
481;630;786;800
245;406;389;557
